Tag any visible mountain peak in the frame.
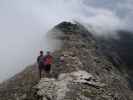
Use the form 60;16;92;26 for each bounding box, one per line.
0;21;133;100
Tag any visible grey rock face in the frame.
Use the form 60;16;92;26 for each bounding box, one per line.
33;22;133;100
35;71;105;100
0;22;133;100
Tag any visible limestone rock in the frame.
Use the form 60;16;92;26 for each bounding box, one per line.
0;22;133;100
35;70;106;100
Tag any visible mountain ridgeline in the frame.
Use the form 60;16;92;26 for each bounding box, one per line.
0;21;133;100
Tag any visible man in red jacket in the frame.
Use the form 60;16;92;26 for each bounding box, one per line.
43;51;53;76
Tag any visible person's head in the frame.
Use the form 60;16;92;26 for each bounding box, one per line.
46;51;51;55
40;50;43;55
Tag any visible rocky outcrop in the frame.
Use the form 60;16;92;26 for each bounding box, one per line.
0;21;133;100
33;22;133;100
0;64;39;100
35;71;105;100
94;30;133;89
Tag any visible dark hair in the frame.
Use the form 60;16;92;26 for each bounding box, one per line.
47;51;50;54
40;51;43;54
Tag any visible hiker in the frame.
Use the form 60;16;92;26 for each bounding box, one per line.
43;51;53;77
37;50;45;78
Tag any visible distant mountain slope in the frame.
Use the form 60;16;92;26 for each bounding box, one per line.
0;21;133;100
94;30;133;89
0;64;39;100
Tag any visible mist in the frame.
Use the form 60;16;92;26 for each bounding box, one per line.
0;0;132;82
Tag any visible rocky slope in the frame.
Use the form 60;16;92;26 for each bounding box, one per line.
94;30;133;89
0;22;133;100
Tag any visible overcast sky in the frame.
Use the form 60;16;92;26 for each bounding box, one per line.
0;0;132;82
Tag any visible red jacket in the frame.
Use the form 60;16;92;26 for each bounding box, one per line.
44;55;53;65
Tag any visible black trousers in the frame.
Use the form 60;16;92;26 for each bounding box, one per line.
44;64;51;73
38;64;51;78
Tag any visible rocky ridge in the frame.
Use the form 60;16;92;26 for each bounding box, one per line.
0;21;133;100
33;22;133;100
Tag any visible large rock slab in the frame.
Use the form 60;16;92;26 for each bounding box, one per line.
35;70;106;100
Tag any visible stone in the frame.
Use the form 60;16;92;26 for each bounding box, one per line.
35;70;105;100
